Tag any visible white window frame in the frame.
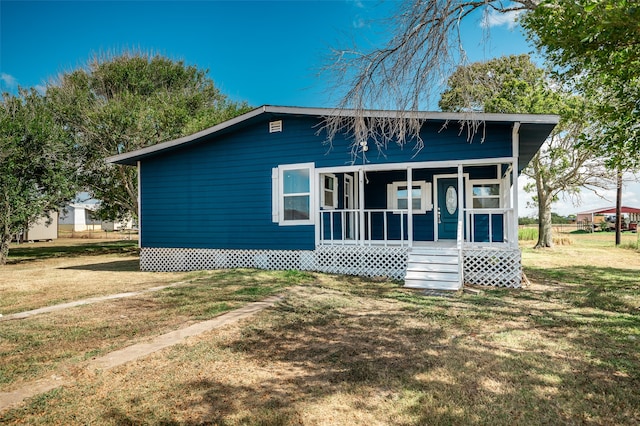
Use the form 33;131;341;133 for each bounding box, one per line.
273;162;316;226
469;179;502;209
387;180;433;214
320;173;338;209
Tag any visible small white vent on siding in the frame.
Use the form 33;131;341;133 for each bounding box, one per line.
269;120;283;133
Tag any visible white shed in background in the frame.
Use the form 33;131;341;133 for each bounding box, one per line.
59;203;102;232
23;212;59;241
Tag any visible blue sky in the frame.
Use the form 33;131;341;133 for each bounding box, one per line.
0;0;532;106
1;0;637;214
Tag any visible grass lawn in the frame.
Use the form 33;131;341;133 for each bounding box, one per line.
1;234;639;425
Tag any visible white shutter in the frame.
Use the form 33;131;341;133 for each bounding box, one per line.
272;167;279;223
387;183;394;209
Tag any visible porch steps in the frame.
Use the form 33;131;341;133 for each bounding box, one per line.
404;247;461;291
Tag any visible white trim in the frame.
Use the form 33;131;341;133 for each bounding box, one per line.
386;180;432;214
512;122;521;248
320;173;338;209
315;157;516;175
470;179;502;209
358;168;365;245
407;168;413;247
108;105;558;166
457;164;464;288
278;162;316;226
271;167;279;222
137;161;142;249
344;174;356;240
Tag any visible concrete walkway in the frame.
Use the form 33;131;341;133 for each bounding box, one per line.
0;294;284;412
0;281;191;322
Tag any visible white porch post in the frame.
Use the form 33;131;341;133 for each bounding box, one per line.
512;122;521;247
407;166;413;247
358;168;365;245
457;163;464;243
137;160;142;249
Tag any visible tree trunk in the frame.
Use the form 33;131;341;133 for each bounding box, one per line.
535;193;553;248
615;169;622;246
0;232;10;265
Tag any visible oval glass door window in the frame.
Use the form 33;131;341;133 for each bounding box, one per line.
445;186;457;214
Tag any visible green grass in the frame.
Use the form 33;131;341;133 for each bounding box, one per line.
518;227;538;241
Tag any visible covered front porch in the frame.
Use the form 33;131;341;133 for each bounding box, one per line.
314;158;522;289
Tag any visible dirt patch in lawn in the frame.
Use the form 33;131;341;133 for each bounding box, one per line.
0;245;195;315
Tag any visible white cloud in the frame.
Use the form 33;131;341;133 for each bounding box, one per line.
34;84;47;94
518;172;640;217
481;9;522;30
348;0;365;9
0;73;18;88
353;16;366;29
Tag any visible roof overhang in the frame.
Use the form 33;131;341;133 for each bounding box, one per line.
107;105;559;166
578;206;640;215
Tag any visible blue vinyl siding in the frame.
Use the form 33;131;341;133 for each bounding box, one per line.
139;115;513;250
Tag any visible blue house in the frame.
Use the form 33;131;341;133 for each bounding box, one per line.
108;106;558;290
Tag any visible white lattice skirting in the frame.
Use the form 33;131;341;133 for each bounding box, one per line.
140;246;409;280
463;247;522;288
140;246;521;287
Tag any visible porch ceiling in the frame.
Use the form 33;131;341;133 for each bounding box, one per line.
518;122;557;172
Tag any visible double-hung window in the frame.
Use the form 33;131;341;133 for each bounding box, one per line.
387;181;432;214
471;181;501;208
273;163;315;225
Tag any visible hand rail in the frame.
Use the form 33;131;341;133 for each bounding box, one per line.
456;208;464;289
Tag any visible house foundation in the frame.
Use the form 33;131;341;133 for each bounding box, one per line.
140;245;522;288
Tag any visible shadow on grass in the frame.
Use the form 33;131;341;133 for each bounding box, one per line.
126;277;640;425
59;259;140;272
525;265;640;314
7;241;138;264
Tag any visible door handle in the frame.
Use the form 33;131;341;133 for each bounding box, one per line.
438;207;441;224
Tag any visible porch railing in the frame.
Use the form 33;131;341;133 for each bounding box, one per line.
464;208;514;245
319;207;516;246
318;209;411;246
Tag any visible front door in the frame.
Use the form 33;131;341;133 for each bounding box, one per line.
437;178;459;240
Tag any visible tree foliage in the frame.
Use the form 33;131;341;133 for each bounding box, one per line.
0;89;78;264
48;52;251;220
522;0;640;169
439;54;558;114
438;55;610;247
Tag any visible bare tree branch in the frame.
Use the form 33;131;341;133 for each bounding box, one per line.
322;0;540;158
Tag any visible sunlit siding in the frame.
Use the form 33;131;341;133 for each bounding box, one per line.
140;116;513;250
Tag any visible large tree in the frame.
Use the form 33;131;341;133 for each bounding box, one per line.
0;89;78;264
522;1;640;244
48;52;251;221
439;54;610;247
